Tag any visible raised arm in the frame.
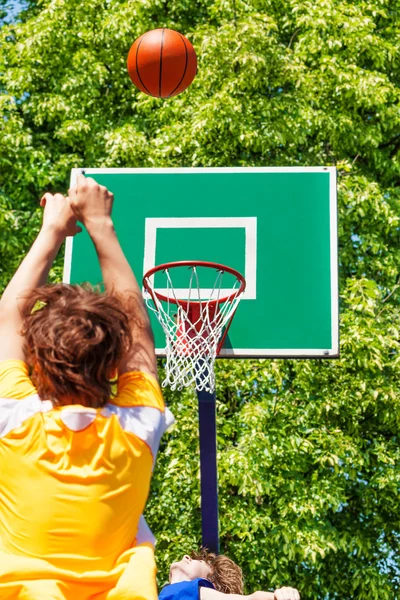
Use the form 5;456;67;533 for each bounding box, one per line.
200;589;274;600
0;194;81;362
68;175;158;380
201;588;300;600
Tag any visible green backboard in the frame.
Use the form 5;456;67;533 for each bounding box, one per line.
64;167;338;358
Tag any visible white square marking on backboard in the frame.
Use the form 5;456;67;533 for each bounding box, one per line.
143;217;257;300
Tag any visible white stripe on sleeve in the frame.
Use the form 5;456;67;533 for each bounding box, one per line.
101;404;174;465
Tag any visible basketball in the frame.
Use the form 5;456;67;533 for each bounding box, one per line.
127;28;197;98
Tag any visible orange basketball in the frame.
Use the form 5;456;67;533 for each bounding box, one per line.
127;28;197;98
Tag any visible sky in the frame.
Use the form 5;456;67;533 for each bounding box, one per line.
3;0;26;24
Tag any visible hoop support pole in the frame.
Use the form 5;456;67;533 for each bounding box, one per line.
197;387;220;554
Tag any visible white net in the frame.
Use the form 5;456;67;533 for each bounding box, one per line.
144;265;244;393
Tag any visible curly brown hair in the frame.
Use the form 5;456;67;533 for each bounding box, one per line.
21;284;133;408
191;548;244;594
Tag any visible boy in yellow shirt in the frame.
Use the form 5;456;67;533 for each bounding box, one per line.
0;176;173;599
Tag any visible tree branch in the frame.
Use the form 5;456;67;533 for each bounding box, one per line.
375;274;400;318
378;133;400;149
288;28;300;49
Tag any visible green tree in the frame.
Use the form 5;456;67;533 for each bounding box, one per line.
1;0;399;598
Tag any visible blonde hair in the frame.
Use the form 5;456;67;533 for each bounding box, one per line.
191;548;243;594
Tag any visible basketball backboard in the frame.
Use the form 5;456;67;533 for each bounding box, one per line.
64;167;338;358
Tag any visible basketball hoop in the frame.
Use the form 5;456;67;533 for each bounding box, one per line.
143;261;246;393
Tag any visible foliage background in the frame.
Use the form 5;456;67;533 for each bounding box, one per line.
0;0;399;598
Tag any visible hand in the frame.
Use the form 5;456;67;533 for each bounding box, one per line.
274;587;300;600
40;193;82;238
68;174;114;231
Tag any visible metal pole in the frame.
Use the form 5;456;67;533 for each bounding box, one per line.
197;387;219;554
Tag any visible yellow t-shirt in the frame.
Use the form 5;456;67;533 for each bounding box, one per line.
0;360;174;600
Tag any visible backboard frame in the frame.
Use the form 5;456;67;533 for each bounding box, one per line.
64;166;339;359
